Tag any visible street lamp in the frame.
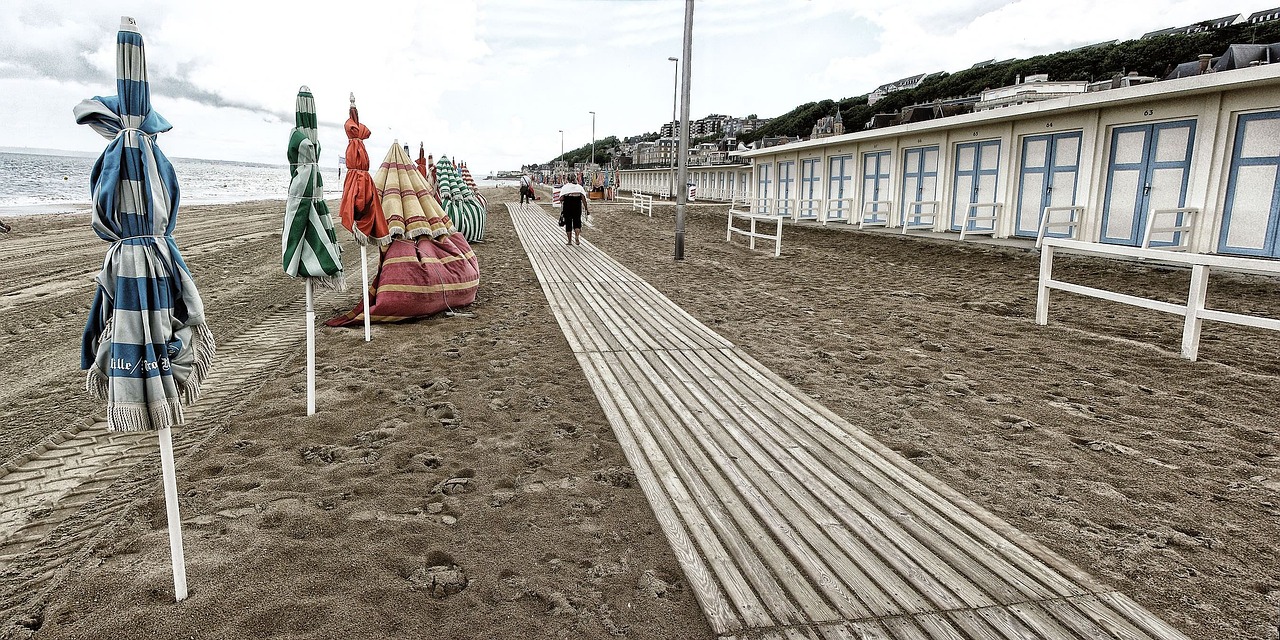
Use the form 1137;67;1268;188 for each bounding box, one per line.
668;56;679;199
589;111;596;167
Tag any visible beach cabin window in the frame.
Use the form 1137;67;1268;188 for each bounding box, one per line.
862;150;891;225
901;146;940;227
756;163;773;215
718;171;726;199
739;172;748;203
827;155;854;219
1101;120;1195;246
951;140;1001;232
1220;110;1280;257
777;161;795;217
799;158;821;219
1015;132;1082;238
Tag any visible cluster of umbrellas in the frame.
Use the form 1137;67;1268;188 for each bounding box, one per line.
70;17;486;602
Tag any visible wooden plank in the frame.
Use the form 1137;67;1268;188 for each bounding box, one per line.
587;351;785;628
1092;592;1192;640
606;350;827;624
614;282;717;351
975;604;1052;640
669;348;985;612
720;346;1099;598
575;352;752;633
651;349;934;617
910;613;971;640
1005;601;1084;639
577;281;669;353
696;348;1040;606
632;349;875;620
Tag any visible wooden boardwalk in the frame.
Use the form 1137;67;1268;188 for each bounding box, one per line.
507;203;1190;640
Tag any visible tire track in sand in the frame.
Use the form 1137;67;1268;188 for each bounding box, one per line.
0;302;305;629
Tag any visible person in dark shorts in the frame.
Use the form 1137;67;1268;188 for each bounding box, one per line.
520;173;534;204
559;176;588;246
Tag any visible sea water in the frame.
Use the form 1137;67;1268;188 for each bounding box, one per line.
0;149;512;217
0;150;317;216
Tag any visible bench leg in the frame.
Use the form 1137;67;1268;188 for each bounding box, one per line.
1036;245;1054;325
1181;264;1209;361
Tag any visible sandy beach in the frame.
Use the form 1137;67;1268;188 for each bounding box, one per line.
1;187;1278;639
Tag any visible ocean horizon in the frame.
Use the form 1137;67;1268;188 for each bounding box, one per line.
0;149;510;217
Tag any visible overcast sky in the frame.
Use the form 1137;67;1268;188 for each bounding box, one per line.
0;0;1271;174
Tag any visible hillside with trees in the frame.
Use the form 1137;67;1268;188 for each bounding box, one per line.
743;19;1280;143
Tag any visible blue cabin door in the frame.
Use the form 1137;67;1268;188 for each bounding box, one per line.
799;158;821;220
951;140;1001;232
1101;120;1195;246
827;154;853;220
1015;132;1082;238
1219;110;1280;257
862;150;891;225
777;161;795;218
756;163;772;215
901;146;939;227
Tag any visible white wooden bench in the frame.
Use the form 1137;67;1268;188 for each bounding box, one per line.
629;192;653;217
958;202;1003;240
726;199;783;257
1141;207;1200;251
1037;237;1280;361
1035;206;1085;248
858;200;893;229
900;200;940;234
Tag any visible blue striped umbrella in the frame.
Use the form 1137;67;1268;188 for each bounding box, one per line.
73;16;215;433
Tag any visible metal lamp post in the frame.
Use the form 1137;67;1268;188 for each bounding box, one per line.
674;0;694;260
589;111;596;167
668;56;679;199
558;129;564;180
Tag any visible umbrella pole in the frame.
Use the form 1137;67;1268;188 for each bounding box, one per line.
306;278;316;416
158;426;188;602
360;245;371;342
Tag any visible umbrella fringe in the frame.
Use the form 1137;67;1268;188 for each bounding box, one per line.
107;400;184;432
312;273;347;292
179;323;216;404
350;227;393;248
404;227;433;241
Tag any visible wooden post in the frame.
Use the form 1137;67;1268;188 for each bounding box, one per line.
1036;244;1054;325
1181;264;1209;361
305;278;315;416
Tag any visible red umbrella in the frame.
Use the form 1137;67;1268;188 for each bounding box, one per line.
339;94;389;246
338;93;389;342
416;143;428;178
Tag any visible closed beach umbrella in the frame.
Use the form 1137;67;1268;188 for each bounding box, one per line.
426;153;441;205
283;86;344;415
72;15;213;602
283;86;343;290
416;143;428;179
338;94;388;342
459;161;487;207
436;155;487;242
339;94;390;246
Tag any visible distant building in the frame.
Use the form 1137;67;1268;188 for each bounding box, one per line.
1167;43;1280;79
756;136;798;149
1087;71;1158;92
1142;13;1241;38
975;74;1087;111
867;72;930;105
810;110;845;139
1247;7;1280;24
722;116;768;137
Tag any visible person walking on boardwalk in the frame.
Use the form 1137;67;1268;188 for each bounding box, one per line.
520;173;534;204
559;175;588;246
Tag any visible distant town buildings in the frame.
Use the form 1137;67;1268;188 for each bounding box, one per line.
867;73;936;106
810;111;845;139
1247;7;1280;24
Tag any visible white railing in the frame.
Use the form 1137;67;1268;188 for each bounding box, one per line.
859;200;894;229
727;199;784;257
630;192;653;217
795;197;822;222
820;197;853;225
958;202;1003;240
1037;237;1280;361
1036;206;1085;248
901;201;940;233
1141;207;1200;251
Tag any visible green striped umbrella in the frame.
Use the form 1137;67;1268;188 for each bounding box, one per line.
436;155;486;242
283;86;344;289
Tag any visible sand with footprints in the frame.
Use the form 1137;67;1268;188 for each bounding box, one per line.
0;187;1277;639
